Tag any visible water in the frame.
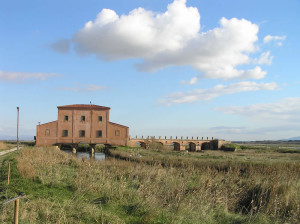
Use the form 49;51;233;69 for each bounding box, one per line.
279;146;300;150
61;150;105;160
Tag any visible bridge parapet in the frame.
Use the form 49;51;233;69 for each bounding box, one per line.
129;136;215;141
128;136;228;151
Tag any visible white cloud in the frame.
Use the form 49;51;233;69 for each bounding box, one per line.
216;97;300;124
240;66;267;79
0;71;57;83
181;65;266;85
253;51;273;65
50;39;71;54
74;0;200;59
263;35;286;45
73;0;265;80
159;81;277;105
180;77;198;85
57;84;107;92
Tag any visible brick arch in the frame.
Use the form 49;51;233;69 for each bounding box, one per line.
171;142;181;151
201;142;211;150
156;141;164;145
187;142;196;152
135;141;147;148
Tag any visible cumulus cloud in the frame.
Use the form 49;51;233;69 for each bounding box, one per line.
50;39;71;54
74;0;200;59
181;65;266;85
263;35;286;46
72;0;265;80
159;81;277;105
216;97;300;124
253;51;273;65
57;84;107;92
0;71;57;83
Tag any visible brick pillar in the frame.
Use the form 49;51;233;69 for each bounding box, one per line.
90;144;95;158
180;145;186;151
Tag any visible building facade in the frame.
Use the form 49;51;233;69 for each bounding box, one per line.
36;104;129;146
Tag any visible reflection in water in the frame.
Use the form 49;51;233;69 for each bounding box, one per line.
61;150;105;160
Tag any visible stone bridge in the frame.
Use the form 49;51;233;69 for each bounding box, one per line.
129;136;228;151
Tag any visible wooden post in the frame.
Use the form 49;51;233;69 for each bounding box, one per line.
2;193;26;224
100;201;104;224
14;199;19;224
8;162;10;185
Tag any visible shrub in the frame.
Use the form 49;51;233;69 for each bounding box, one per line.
221;143;241;151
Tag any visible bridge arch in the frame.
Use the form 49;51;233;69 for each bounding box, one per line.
187;142;196;152
201;142;211;150
135;141;147;148
171;142;181;151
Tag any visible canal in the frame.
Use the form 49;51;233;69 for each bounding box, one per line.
61;150;106;160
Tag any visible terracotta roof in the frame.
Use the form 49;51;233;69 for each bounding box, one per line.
38;120;57;126
109;121;129;128
57;104;110;110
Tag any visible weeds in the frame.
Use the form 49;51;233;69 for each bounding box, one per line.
0;141;14;152
0;146;299;223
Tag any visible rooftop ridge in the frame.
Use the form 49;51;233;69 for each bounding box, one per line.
57;104;110;110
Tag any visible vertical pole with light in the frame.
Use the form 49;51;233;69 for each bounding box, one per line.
17;107;19;153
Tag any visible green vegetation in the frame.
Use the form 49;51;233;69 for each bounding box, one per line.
238;142;300;154
0;145;299;223
4;141;35;147
221;143;241;151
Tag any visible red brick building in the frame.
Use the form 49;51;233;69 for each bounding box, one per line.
36;104;129;147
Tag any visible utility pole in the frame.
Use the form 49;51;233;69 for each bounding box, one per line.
17;107;19;153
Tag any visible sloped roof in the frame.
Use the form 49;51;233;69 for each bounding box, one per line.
109;121;129;128
57;104;110;110
38;120;57;126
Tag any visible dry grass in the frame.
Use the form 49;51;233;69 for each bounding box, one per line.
1;146;299;223
0;141;9;152
0;141;16;153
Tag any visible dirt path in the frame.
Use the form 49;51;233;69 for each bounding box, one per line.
0;147;20;157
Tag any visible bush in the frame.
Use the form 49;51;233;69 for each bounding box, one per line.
221;143;241;152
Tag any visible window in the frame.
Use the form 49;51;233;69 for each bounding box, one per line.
45;129;50;136
79;130;85;137
96;130;102;138
62;130;68;137
81;116;85;122
98;116;102;122
64;115;68;121
115;130;120;136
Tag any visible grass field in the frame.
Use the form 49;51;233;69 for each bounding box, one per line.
0;144;299;223
0;141;15;152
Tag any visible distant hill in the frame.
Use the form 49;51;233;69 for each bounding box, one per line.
279;136;300;141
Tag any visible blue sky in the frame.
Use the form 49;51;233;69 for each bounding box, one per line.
1;0;299;141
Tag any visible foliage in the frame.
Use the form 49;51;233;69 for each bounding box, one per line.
0;146;299;223
221;143;241;151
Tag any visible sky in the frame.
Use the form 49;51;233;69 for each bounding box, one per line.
1;0;300;141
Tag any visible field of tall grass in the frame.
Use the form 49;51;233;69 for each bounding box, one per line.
0;141;14;152
0;141;6;151
0;146;299;223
